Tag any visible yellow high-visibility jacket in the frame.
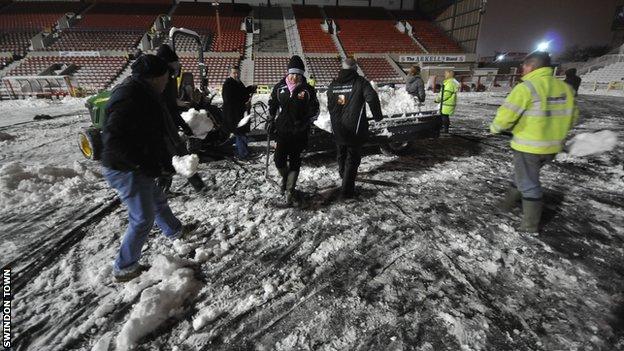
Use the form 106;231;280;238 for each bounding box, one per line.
490;67;578;154
435;78;459;116
308;78;316;88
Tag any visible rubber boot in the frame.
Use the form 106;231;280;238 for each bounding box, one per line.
285;170;300;206
188;173;207;192
499;187;521;212
520;199;543;233
277;167;288;195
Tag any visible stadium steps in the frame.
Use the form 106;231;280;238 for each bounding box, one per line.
282;6;303;56
241;33;254;86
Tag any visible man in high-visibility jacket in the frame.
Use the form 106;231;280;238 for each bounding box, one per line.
490;52;578;233
434;70;459;133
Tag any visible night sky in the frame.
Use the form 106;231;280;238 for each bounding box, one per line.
476;0;617;57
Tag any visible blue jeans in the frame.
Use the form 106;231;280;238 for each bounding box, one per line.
234;134;249;159
512;150;555;200
103;168;182;273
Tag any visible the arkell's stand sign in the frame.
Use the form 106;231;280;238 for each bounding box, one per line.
399;55;466;63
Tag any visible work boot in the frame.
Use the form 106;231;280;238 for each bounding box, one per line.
285;170;300;206
277;167;289;195
113;264;150;283
188;173;207;192
519;199;543;233
499;187;521;212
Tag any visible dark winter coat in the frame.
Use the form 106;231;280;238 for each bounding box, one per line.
268;77;320;145
102;76;172;177
163;76;193;136
327;69;383;145
406;74;426;102
564;74;581;95
222;77;255;134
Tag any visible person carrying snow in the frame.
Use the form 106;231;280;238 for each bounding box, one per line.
156;44;207;192
490;51;578;233
434;69;459;133
327;58;383;199
222;65;257;160
405;65;425;104
102;55;194;282
268;55;320;206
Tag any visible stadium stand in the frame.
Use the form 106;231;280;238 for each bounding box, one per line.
324;6;422;54
3;55;128;92
172;3;249;53
292;5;337;53
0;55;12;70
253;7;288;53
582;62;624;83
0;31;36;56
47;30;144;52
392;11;463;53
357;57;404;84
253;56;289;85
305;56;341;86
179;56;240;89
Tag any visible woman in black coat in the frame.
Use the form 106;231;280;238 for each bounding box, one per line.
222;66;256;159
268;55;320;206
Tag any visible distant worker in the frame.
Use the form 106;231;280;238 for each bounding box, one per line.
156;44;207;192
308;74;316;88
434;70;459;133
268;55;319;206
327;58;383;200
564;68;581;96
102;55;194;282
405;65;425;104
222;65;257;159
490;52;578;233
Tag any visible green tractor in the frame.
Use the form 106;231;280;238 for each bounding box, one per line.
78;27;220;161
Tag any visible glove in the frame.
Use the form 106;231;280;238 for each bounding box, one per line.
156;174;173;193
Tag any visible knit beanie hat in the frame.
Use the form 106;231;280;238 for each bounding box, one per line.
287;55;305;75
131;54;169;78
156;44;179;63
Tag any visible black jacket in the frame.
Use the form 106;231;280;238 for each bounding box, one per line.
406;74;426;102
564;74;581;95
327;69;383;145
163;76;193;135
268;77;320;144
222;77;255;134
102;76;172;177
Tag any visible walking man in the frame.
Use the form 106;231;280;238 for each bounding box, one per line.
102;55;192;282
222;65;256;159
434;69;459;133
490;52;578;233
268;55;319;206
327;58;383;199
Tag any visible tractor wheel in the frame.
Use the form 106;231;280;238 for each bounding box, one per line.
380;141;412;156
78;128;102;160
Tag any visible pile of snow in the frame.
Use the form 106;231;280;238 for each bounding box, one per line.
566;130;618;157
313;114;332;133
116;255;201;350
0;96;86;127
181;108;214;138
237;112;253;128
172;154;199;177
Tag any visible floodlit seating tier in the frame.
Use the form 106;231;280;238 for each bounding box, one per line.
0;31;36;56
582;62;624;83
253;56;289;85
3;55;128;91
324;7;422;54
0;2;87;30
306;56;341;86
408;20;463;53
292;5;336;53
179;56;240;88
357;57;403;84
47;30;143;51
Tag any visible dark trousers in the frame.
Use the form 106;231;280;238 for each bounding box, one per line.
441;114;450;133
337;144;362;196
274;139;305;171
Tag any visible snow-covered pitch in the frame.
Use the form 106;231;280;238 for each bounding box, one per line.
1;90;623;350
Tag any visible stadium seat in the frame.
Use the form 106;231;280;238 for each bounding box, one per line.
253;56;289;85
179;56;240;89
357;57;404;84
306;56;342;86
292;6;337;54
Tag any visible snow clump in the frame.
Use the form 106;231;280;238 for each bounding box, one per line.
181;108;214;138
172;154;199;177
566;130;618;157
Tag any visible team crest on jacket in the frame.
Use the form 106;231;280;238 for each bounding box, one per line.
337;94;346;105
297;91;306;100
